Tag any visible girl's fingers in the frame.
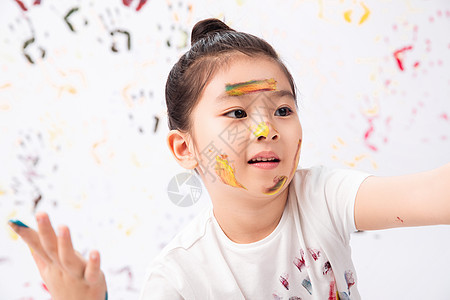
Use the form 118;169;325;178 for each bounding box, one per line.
84;250;101;284
30;247;49;277
36;212;60;263
8;220;52;264
57;225;86;278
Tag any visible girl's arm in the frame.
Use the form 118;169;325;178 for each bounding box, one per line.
8;212;107;300
354;163;450;230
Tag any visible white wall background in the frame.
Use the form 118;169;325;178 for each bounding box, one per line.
0;0;449;299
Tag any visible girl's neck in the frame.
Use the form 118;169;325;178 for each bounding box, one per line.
212;188;289;244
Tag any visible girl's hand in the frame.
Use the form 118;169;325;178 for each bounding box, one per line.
8;212;108;300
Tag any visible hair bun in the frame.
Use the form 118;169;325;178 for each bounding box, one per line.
191;18;235;45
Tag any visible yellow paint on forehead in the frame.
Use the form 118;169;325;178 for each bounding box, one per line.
215;154;246;189
225;78;277;96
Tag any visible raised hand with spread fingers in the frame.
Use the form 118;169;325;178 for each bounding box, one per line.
8;212;108;300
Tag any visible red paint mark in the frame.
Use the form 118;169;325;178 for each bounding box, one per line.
279;274;289;290
396;216;404;223
136;0;148;11
437;10;442;17
385;79;391;86
34;0;41;4
429;16;435;23
364;118;378;151
440;113;449;121
14;0;28;11
308;248;321;261
122;0;148;11
392;24;397;31
294;249;306;272
413;61;420;68
41;282;49;293
393;45;413;71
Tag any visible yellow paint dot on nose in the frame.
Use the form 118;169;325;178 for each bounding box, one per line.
251;122;269;138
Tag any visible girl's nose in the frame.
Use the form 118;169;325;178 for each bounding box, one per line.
252;121;279;141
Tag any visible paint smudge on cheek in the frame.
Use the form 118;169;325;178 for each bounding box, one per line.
264;175;287;195
214;155;246;189
225;78;277;96
250;121;270;138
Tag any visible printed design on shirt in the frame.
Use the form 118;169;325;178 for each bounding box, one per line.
301;276;312;295
328;279;337;300
293;249;306;272
273;293;305;299
344;270;355;295
338;291;350;300
323;261;332;275
308;248;321;261
280;273;290;290
277;247;350;298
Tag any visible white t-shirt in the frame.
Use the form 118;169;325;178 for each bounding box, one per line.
140;166;371;300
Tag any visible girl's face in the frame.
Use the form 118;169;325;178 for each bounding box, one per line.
190;54;302;199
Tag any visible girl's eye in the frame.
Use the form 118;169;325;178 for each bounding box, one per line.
226;109;247;119
275;107;293;117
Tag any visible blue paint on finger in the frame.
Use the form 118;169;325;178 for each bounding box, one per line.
9;219;30;228
105;291;108;300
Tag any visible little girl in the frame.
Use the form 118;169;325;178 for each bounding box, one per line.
9;18;450;300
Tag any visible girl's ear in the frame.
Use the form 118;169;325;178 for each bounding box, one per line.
167;130;199;170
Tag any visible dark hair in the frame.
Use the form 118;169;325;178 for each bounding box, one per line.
165;18;297;132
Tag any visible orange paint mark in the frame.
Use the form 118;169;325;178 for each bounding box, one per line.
226;78;277;96
215;155;246;189
0;83;12;89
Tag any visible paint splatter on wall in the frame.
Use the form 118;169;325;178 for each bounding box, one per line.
0;1;449;299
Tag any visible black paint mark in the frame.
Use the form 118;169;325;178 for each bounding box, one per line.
23;37;45;64
33;194;42;211
110;29;131;52
64;7;80;32
154;116;159;133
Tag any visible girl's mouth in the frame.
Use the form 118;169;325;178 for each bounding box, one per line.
248;151;281;169
248;158;280;169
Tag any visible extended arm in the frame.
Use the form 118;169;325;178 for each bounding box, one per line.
354;163;450;230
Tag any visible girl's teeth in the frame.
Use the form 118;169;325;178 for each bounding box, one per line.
251;157;276;162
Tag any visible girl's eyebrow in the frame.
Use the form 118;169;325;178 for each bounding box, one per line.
216;89;295;102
